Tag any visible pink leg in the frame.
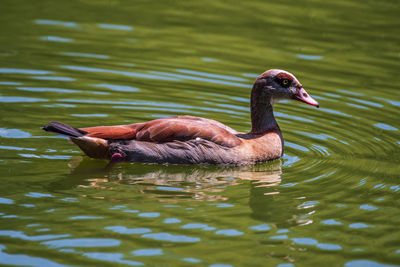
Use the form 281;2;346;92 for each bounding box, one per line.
105;152;125;170
110;152;124;162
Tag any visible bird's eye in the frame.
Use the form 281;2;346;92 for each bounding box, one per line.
282;79;289;86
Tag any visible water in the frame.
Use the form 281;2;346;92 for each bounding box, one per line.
0;0;399;266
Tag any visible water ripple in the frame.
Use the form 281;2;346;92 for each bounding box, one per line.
181;223;216;231
349;223;373;229
292;237;318;245
71;114;108;117
98;23;133;31
248;224;271;231
296;54;324;60
31;76;76;81
61;65;180;81
345;260;396;267
25;192;54;198
215;229;244;236
0;128;31;138
105;226;151;234
0;96;48;103
317;243;342;251
176;69;248;82
150;71;249;87
0;197;15;205
0;230;70;241
60;52;110;59
41;238;121;248
84;252;143;266
163;218;181;224
183;257;202;263
19;154;71;160
40;36;73;43
68;216;103;220
0;81;22;85
17;87;81;93
0;68;52;75
359;204;378;211
0;244;69;267
35;19;78;28
374;123;398;131
132;248;163;256
94;83;140;92
138;212;160;218
141;233;200;243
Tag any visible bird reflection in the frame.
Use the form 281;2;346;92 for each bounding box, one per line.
66;156;282;199
53;157;312;227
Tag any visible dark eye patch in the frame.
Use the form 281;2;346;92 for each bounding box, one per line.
276;78;291;88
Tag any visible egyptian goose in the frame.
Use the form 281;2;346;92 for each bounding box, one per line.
42;69;319;165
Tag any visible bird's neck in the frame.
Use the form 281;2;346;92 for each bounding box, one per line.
250;88;279;134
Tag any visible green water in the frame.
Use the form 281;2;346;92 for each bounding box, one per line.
1;0;399;266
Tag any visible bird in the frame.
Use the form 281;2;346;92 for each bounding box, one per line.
42;69;319;166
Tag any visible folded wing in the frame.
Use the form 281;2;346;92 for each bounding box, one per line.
80;116;242;148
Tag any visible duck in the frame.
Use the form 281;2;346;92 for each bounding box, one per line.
42;69;319;166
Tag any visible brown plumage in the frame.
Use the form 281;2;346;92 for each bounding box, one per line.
42;69;319;166
81;116;242;147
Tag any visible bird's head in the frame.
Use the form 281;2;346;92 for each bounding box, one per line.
252;69;319;108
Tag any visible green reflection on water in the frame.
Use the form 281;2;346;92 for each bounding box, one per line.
0;0;399;266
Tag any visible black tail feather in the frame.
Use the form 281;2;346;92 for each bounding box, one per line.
42;122;87;138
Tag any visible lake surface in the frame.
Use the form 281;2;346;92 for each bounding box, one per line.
0;0;399;266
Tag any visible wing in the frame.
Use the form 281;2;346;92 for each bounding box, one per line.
80;124;144;140
80;116;242;147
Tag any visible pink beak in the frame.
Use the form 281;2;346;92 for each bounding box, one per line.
294;87;319;107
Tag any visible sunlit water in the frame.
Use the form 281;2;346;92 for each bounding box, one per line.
0;0;399;266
